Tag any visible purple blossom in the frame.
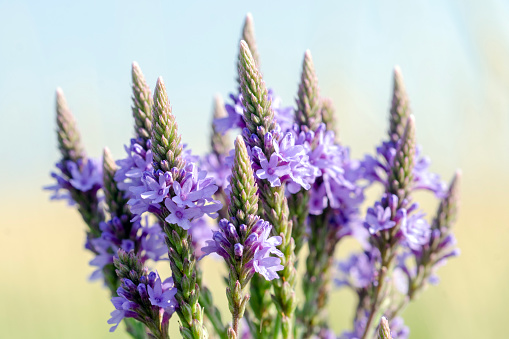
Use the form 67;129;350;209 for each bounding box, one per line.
201;153;231;191
148;277;177;310
335;250;377;289
108;296;138;332
398;209;431;250
45;157;103;204
164;198;202;230
256;153;290;186
214;92;246;134
126;152;222;225
413;147;447;197
253;246;284;281
67;158;103;191
365;202;396;234
115;138;153;197
306;126;365;221
213;89;294;135
201;218;283;281
187;217;215;257
361;141;446;198
140;172;171;203
389;317;410;339
108;270;176;332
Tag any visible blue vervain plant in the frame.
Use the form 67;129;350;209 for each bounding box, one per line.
45;13;460;339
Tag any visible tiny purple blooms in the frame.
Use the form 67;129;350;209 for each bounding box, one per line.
335;250;377;289
214;89;294;135
253;247;284;281
201;218;283;281
115;138;153;196
141;172;171;203
108;296;138;332
398;209;431;250
164;198;201;230
365;202;396;234
126;150;222;228
45;157;103;204
67;158;103;191
148;277;178;309
256;153;289;186
108;270;177;332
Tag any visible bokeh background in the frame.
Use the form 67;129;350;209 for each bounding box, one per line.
1;0;508;338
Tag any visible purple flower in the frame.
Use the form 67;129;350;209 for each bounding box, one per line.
172;174;217;208
108;270;176;333
45;157;103;205
67;158;103;191
256;153;290;186
115;138;153;197
398;209;431;250
214;89;293;135
201;153;231;190
365;202;396;234
270;90;294;132
108;295;138;332
140;172;171;203
413;148;446;197
164;198;201;230
188;217;215;257
214;92;245;134
147;277;177;310
253;246;284;281
335;251;377;289
361;141;446;199
200;218;283;281
389;317;410;339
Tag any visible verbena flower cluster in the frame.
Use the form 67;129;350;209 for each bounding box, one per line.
45;13;460;339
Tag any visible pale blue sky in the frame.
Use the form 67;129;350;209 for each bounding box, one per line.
1;0;509;195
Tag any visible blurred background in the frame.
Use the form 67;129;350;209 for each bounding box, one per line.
1;0;508;338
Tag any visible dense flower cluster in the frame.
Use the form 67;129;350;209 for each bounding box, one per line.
45;157;103;204
115;138;153;200
364;194;431;250
108;270;177;332
201;218;283;280
362;142;446;198
125;157;221;227
214;89;294;135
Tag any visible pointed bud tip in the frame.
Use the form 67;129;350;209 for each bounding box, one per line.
379;317;393;339
454;169;462;180
132;61;139;69
245;12;253;23
305;49;312;59
103;146;112;158
214;93;223;104
56;87;64;96
407;114;415;126
235;135;245;147
394;65;402;75
156;76;165;87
